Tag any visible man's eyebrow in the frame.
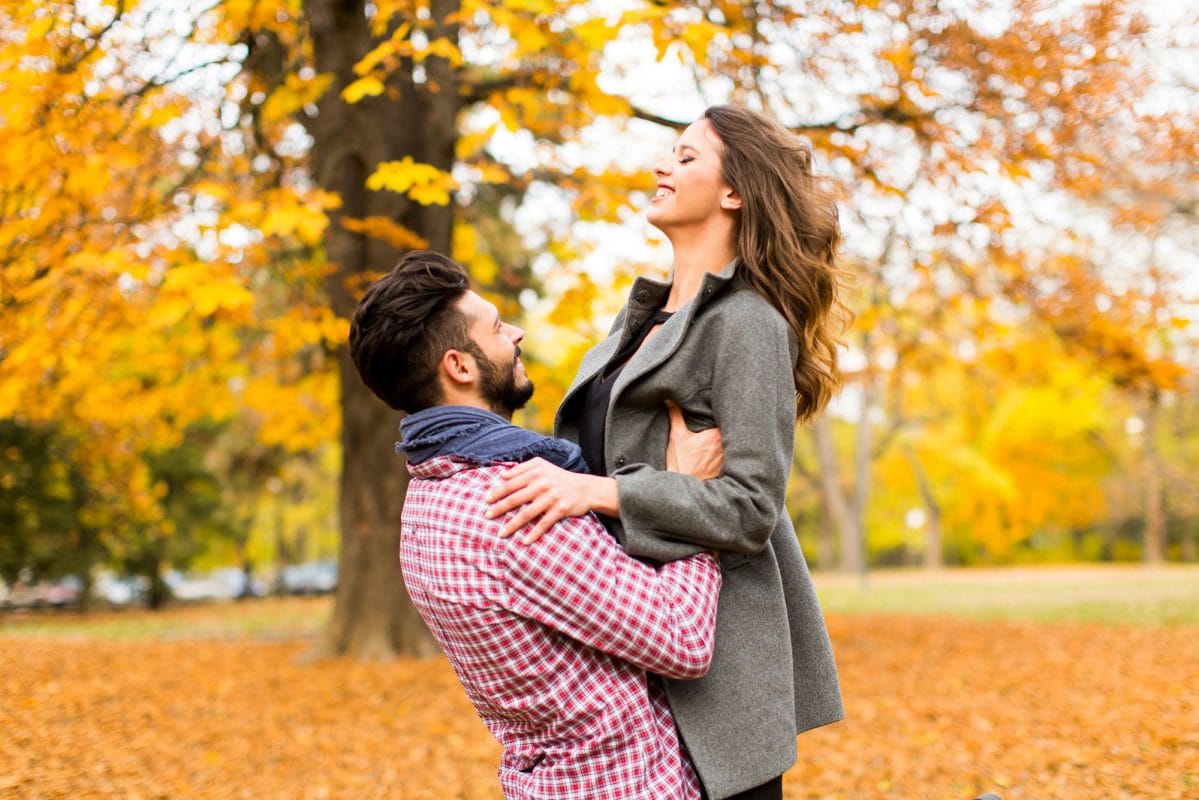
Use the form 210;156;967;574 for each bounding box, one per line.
493;310;501;329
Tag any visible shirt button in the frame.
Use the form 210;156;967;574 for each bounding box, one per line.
615;455;627;467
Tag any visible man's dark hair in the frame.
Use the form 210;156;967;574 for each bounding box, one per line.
349;250;472;413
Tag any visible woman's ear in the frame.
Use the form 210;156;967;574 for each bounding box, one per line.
720;186;742;211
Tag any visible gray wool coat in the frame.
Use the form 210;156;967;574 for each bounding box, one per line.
554;261;844;800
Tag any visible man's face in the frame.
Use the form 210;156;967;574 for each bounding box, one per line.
456;291;534;416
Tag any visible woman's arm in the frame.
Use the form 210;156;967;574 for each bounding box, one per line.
489;296;787;558
486;403;724;543
612;301;795;561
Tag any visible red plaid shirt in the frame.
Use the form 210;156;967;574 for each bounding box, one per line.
400;455;722;799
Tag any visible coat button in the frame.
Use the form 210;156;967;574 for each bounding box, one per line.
615;455;627;467
635;289;649;303
702;286;712;297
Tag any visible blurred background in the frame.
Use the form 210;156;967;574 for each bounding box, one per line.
2;0;1195;624
2;1;1197;797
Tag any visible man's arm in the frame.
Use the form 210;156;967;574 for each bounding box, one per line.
498;508;721;680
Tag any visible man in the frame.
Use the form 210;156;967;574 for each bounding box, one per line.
349;250;723;799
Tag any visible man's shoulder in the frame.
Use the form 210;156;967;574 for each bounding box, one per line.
405;460;611;547
405;460;510;517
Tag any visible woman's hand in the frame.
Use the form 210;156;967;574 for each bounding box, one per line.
486;459;618;544
665;400;724;480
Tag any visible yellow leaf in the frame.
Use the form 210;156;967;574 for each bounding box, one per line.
340;216;429;249
263;73;334;121
416;37;464;67
366;156;458;205
354;27;408;76
341;76;385;103
476;163;510;184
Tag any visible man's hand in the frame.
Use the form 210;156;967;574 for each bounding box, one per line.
486;459;618;544
665;400;723;480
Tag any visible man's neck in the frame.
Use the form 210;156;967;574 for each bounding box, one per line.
435;392;511;421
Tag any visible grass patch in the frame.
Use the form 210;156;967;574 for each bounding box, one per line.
3;565;1196;643
0;596;331;641
813;564;1199;625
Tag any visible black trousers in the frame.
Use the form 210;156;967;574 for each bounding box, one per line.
700;775;783;800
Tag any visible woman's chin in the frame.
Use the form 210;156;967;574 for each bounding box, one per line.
645;208;672;233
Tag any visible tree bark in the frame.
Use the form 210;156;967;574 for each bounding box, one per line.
850;358;875;574
905;446;942;570
813;414;863;574
304;0;460;658
1142;393;1165;564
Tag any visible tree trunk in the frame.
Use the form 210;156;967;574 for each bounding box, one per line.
850;359;875;575
1142;394;1165;564
817;497;836;571
813;414;863;574
304;0;460;658
906;447;942;570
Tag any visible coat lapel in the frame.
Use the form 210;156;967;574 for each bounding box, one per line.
611;262;738;401
555;260;739;431
609;299;693;399
565;333;619;398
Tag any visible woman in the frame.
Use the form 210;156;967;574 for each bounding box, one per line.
487;104;850;800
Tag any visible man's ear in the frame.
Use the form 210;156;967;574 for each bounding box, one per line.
720;185;742;211
440;349;475;386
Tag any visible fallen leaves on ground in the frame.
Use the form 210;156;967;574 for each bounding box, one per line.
2;612;1196;799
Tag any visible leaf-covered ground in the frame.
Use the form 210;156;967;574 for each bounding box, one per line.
2;606;1196;799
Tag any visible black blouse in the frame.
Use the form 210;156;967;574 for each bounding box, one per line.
578;308;674;476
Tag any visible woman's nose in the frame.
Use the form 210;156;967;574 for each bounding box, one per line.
652;157;671;178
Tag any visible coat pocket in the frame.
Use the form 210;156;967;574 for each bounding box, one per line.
721;552;752;570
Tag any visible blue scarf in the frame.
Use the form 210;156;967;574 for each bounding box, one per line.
397;405;589;474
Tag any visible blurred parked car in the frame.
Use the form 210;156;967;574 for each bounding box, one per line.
43;575;83;608
279;561;338;595
94;574;147;607
164;568;267;601
0;575;83;610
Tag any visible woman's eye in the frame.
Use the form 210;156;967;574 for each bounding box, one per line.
679;157;694;165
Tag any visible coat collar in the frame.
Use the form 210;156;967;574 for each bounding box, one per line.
560;259;740;408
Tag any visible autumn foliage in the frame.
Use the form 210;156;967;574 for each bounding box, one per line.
3;598;1196;798
1;0;1197;657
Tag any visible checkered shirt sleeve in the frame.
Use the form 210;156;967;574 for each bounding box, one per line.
501;508;721;679
401;459;720;798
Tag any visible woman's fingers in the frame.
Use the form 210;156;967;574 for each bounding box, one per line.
521;507;567;545
665;399;687;434
489;459;599;543
499;498;548;538
499;457;546;481
488;485;541;521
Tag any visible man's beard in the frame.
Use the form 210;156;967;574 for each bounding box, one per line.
468;344;534;417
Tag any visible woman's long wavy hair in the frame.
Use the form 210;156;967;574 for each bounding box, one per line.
704;104;853;421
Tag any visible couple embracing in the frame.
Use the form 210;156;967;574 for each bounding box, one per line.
349;104;849;800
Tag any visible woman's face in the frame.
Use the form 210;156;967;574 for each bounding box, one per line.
646;118;739;234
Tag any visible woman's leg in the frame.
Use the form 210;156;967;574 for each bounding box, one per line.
702;775;783;800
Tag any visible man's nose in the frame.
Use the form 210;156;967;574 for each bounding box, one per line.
507;324;524;345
